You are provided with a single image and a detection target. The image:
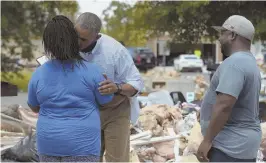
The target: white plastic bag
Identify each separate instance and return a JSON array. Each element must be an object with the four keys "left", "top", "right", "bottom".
[{"left": 148, "top": 90, "right": 174, "bottom": 106}]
